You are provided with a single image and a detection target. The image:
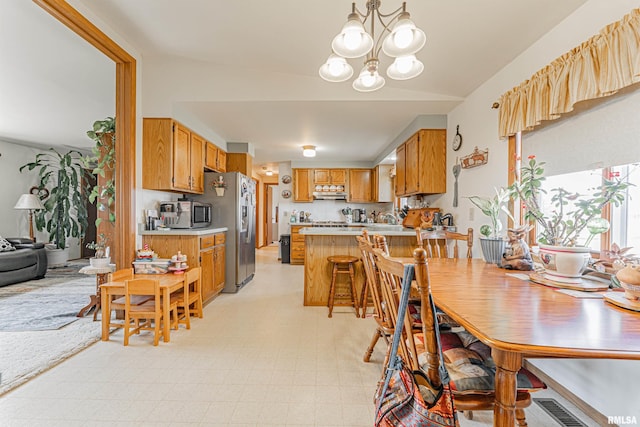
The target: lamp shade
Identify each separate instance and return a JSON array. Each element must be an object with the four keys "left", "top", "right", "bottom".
[
  {"left": 14, "top": 194, "right": 44, "bottom": 210},
  {"left": 319, "top": 54, "right": 354, "bottom": 82},
  {"left": 331, "top": 13, "right": 374, "bottom": 58},
  {"left": 352, "top": 67, "right": 385, "bottom": 92},
  {"left": 387, "top": 55, "right": 424, "bottom": 80},
  {"left": 381, "top": 13, "right": 426, "bottom": 57}
]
